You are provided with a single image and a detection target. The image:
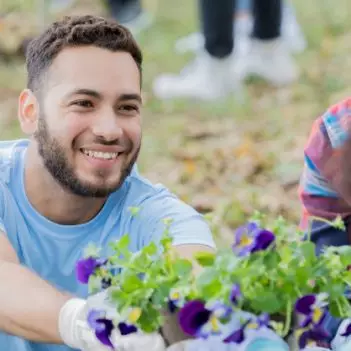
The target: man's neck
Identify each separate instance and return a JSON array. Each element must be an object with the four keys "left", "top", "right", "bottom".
[{"left": 23, "top": 148, "right": 106, "bottom": 225}]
